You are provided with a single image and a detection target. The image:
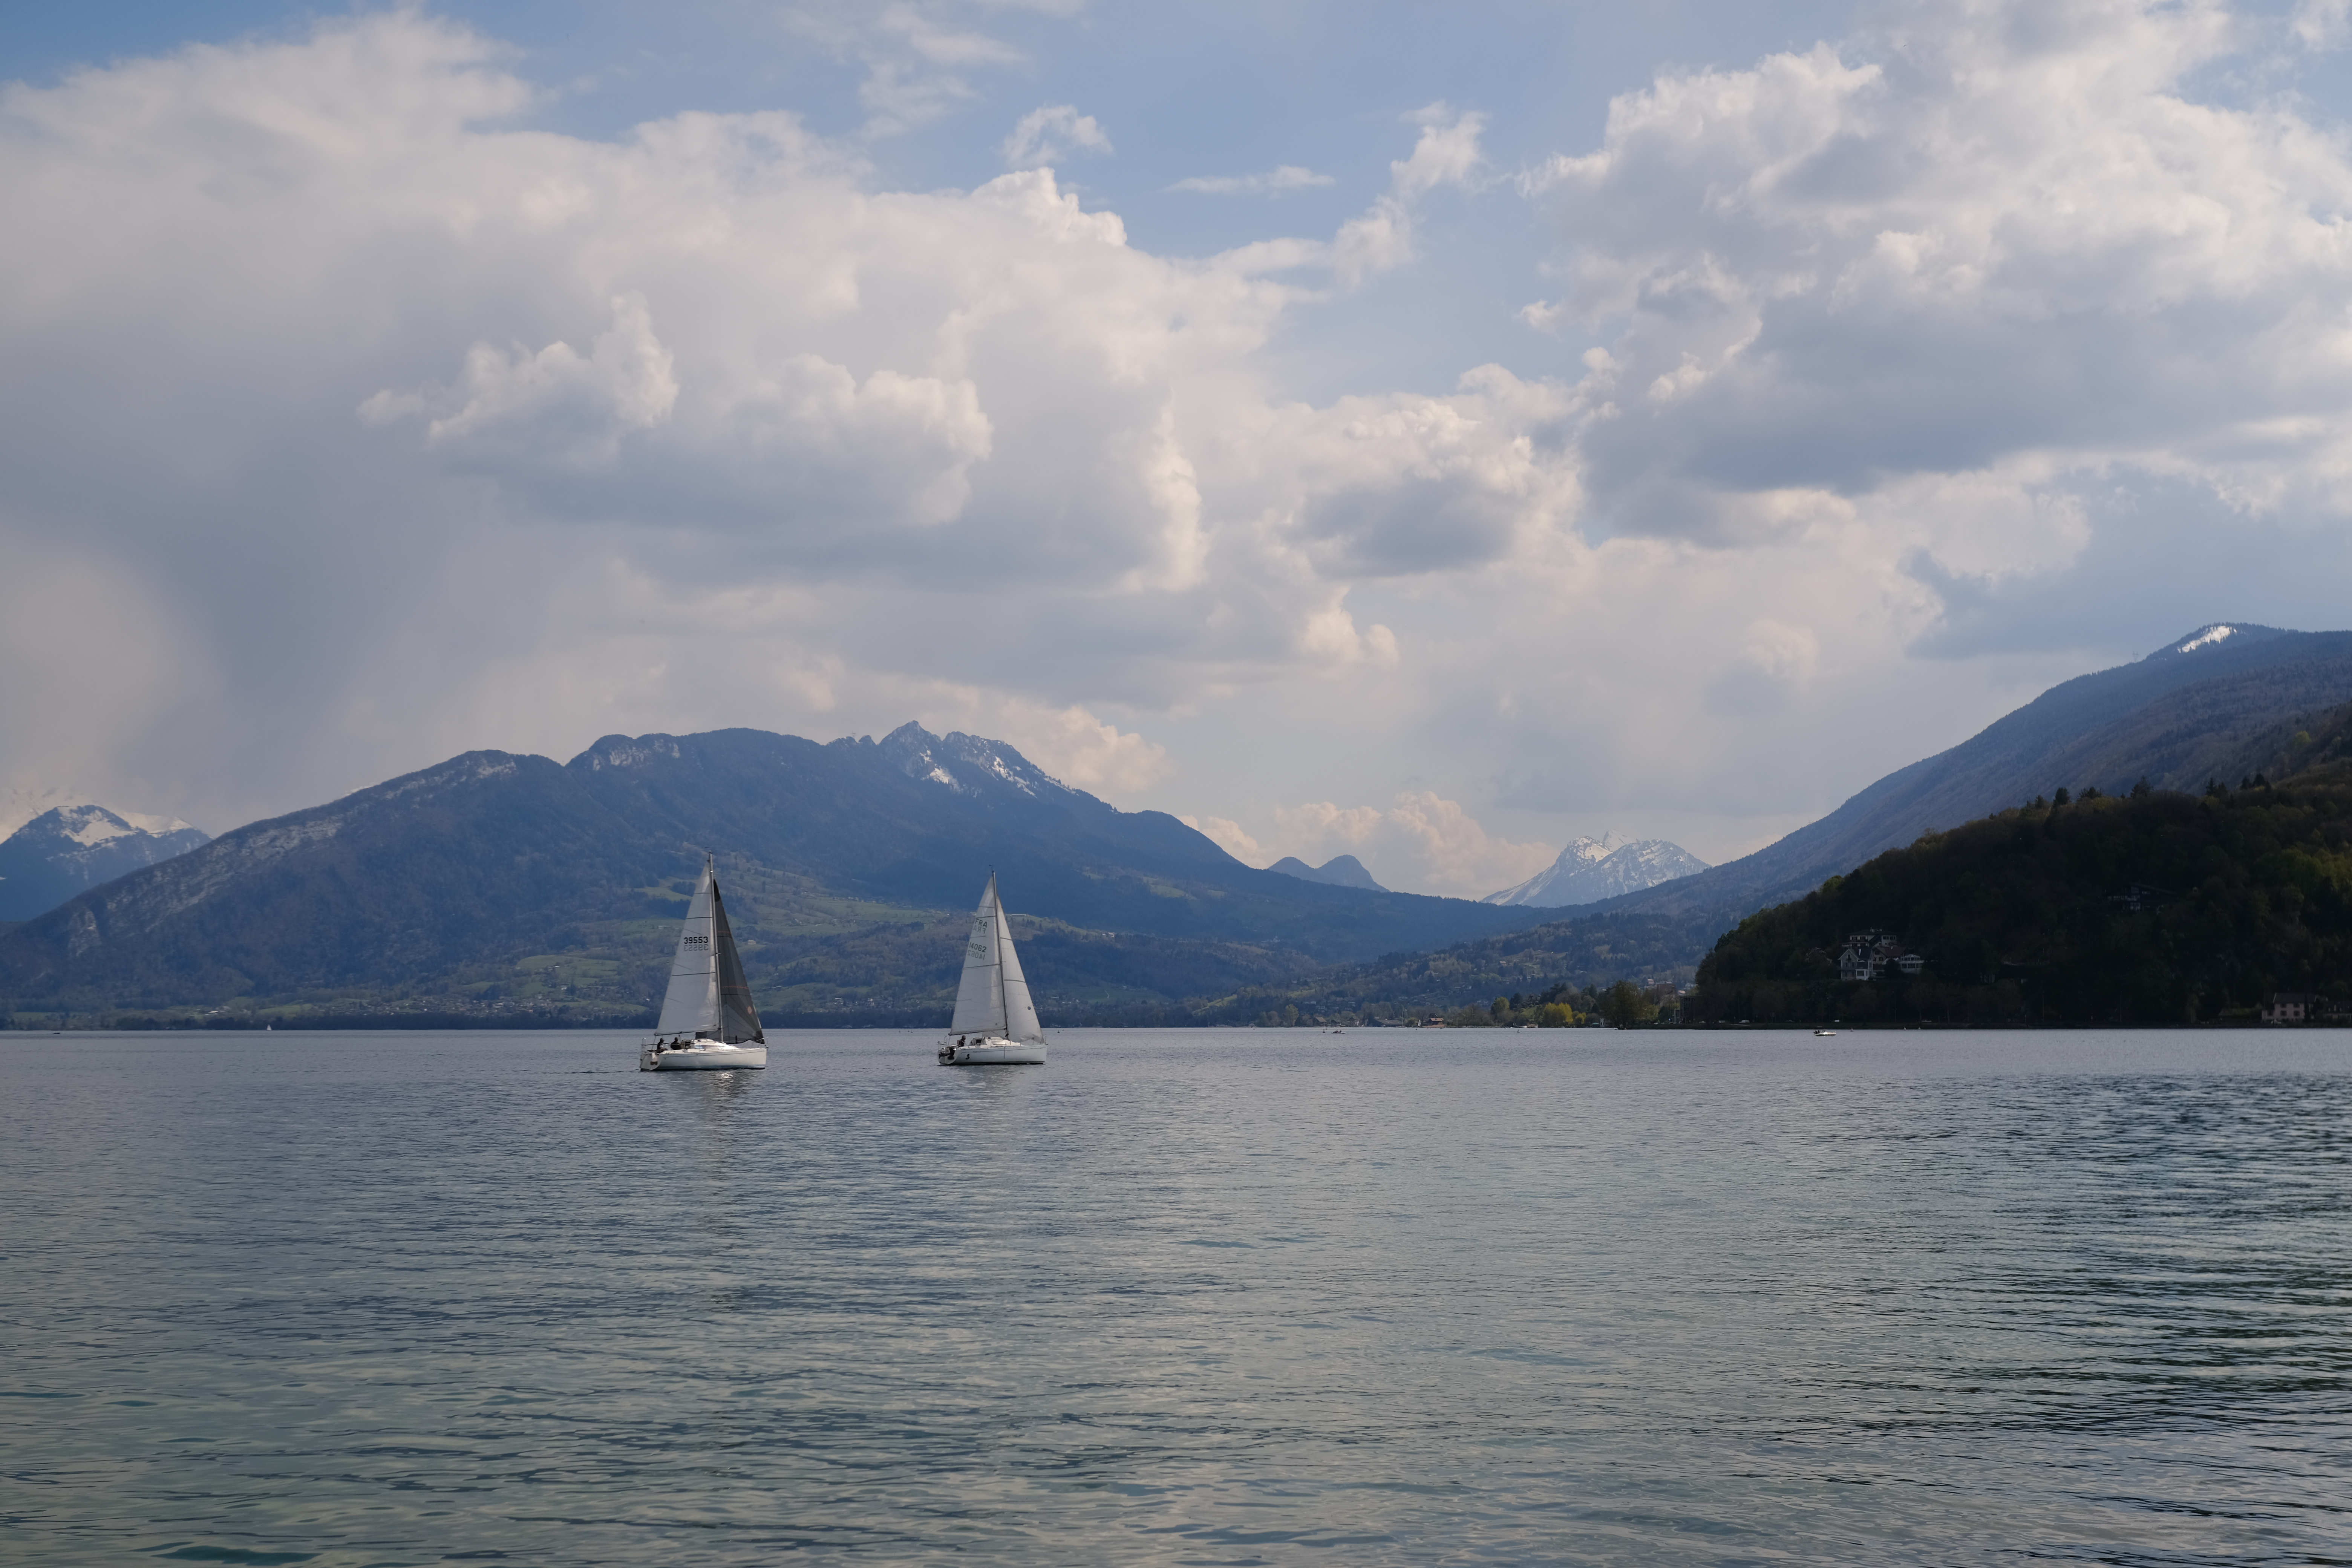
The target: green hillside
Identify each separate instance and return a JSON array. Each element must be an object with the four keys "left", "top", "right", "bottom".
[{"left": 1691, "top": 764, "right": 2352, "bottom": 1026}]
